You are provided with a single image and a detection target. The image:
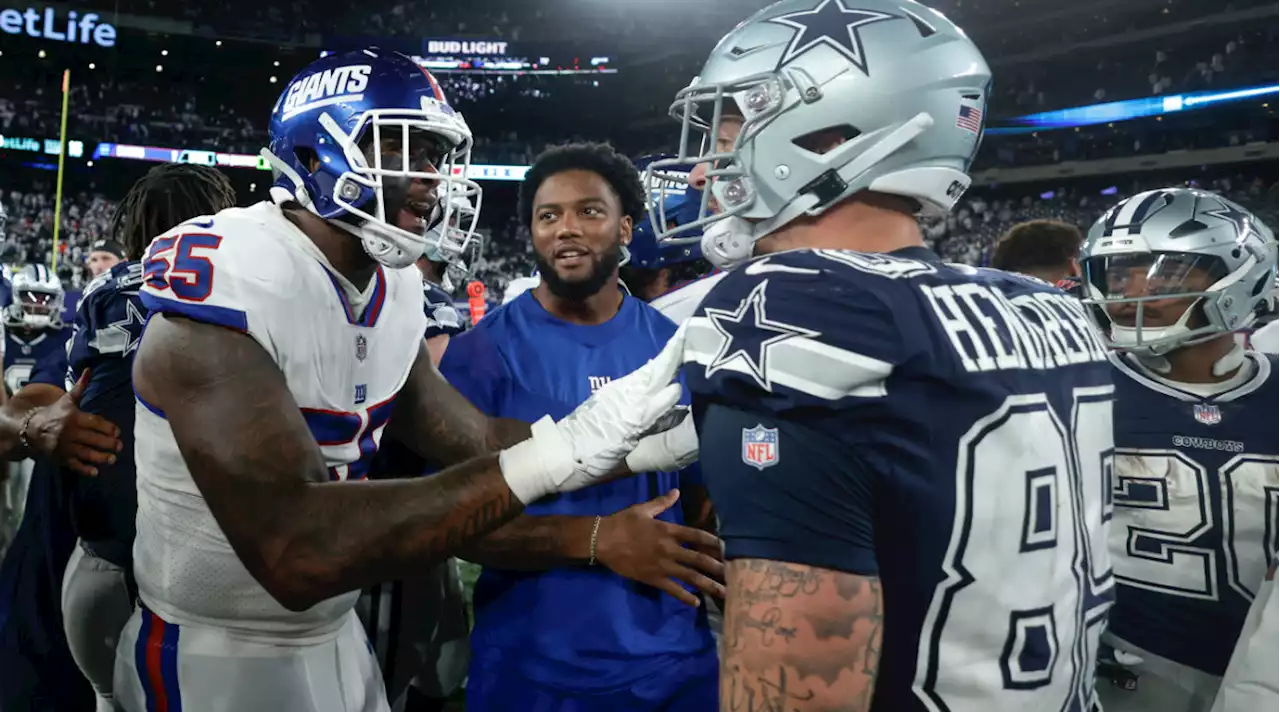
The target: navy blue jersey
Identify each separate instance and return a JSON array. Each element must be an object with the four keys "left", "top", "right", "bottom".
[
  {"left": 0, "top": 458, "right": 94, "bottom": 710},
  {"left": 1107, "top": 352, "right": 1279, "bottom": 676},
  {"left": 685, "top": 247, "right": 1116, "bottom": 712},
  {"left": 422, "top": 280, "right": 465, "bottom": 340},
  {"left": 4, "top": 324, "right": 70, "bottom": 392},
  {"left": 438, "top": 290, "right": 714, "bottom": 696},
  {"left": 62, "top": 260, "right": 147, "bottom": 555}
]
